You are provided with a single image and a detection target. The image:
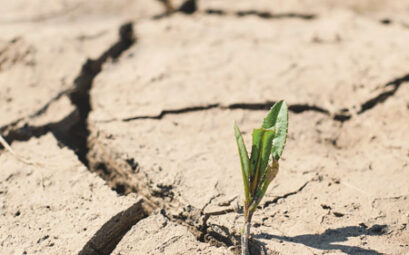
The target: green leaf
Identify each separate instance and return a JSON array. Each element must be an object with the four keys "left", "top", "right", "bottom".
[
  {"left": 249, "top": 128, "right": 264, "bottom": 179},
  {"left": 262, "top": 100, "right": 288, "bottom": 160},
  {"left": 259, "top": 129, "right": 275, "bottom": 182},
  {"left": 234, "top": 123, "right": 251, "bottom": 202},
  {"left": 249, "top": 128, "right": 275, "bottom": 196},
  {"left": 254, "top": 160, "right": 279, "bottom": 207}
]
